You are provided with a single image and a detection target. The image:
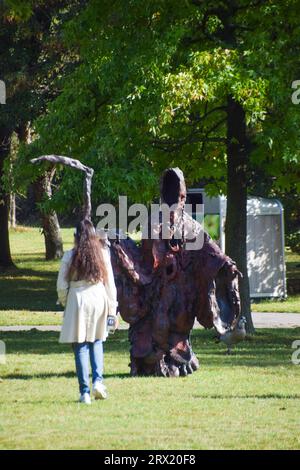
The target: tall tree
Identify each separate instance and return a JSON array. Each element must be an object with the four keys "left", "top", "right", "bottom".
[
  {"left": 226, "top": 97, "right": 252, "bottom": 330},
  {"left": 0, "top": 0, "right": 85, "bottom": 263}
]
